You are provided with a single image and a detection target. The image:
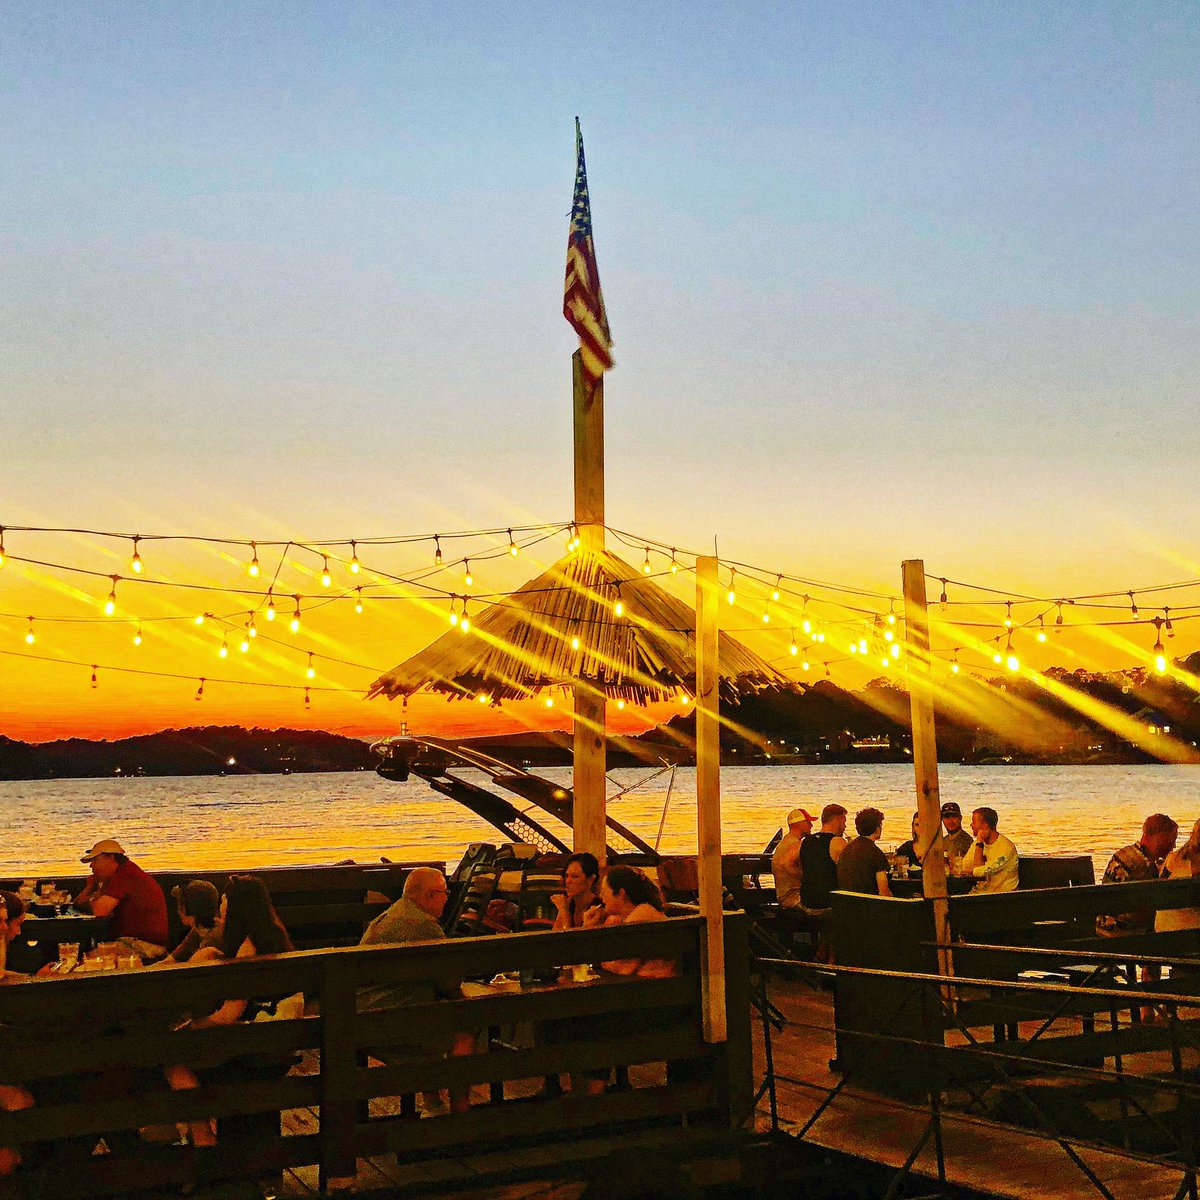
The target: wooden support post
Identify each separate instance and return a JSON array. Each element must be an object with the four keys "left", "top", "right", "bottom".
[
  {"left": 572, "top": 349, "right": 607, "bottom": 860},
  {"left": 901, "top": 559, "right": 952, "bottom": 976},
  {"left": 695, "top": 555, "right": 727, "bottom": 1043}
]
